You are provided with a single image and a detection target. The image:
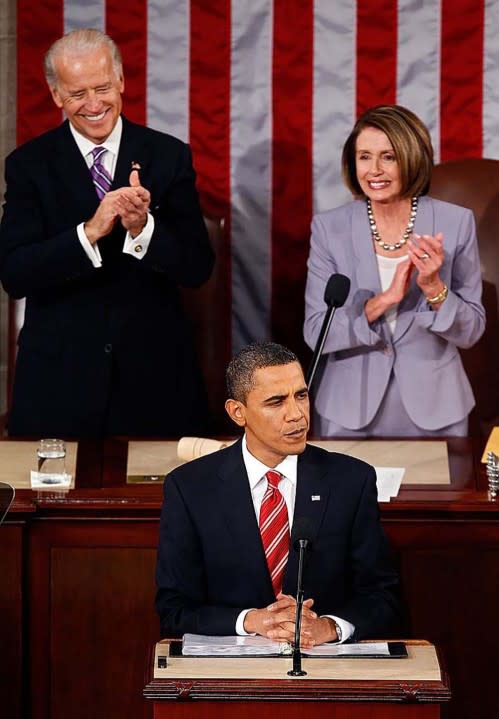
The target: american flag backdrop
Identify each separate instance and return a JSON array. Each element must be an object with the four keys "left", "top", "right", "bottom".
[{"left": 15, "top": 0, "right": 499, "bottom": 360}]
